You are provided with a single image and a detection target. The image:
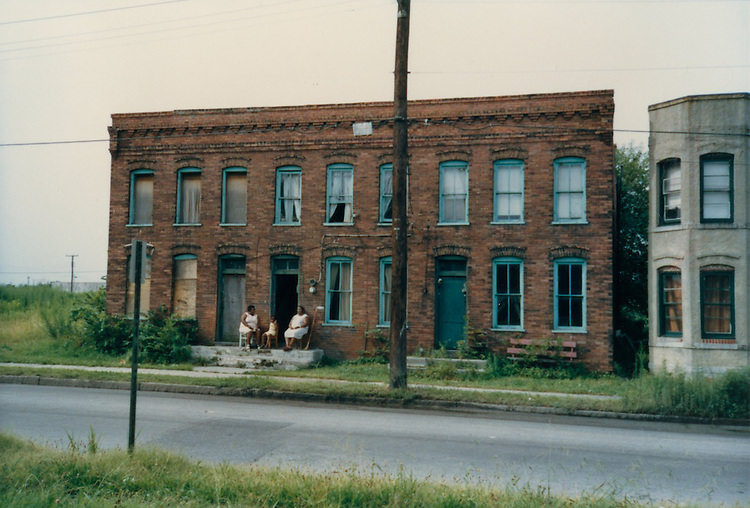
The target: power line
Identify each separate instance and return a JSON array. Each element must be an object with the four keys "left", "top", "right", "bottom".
[{"left": 0, "top": 0, "right": 188, "bottom": 26}]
